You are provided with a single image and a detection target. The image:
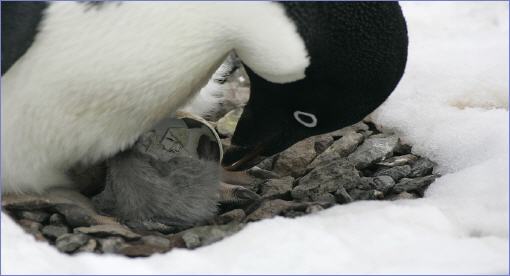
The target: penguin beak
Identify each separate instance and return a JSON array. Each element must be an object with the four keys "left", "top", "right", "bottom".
[{"left": 221, "top": 143, "right": 267, "bottom": 171}]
